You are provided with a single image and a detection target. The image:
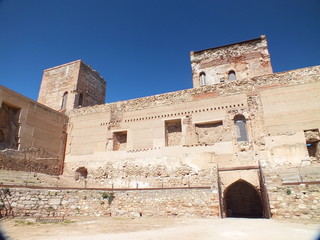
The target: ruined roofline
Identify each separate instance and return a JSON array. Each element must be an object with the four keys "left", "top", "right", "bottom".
[
  {"left": 43, "top": 59, "right": 82, "bottom": 71},
  {"left": 191, "top": 35, "right": 266, "bottom": 55},
  {"left": 43, "top": 60, "right": 106, "bottom": 83},
  {"left": 68, "top": 65, "right": 320, "bottom": 116}
]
